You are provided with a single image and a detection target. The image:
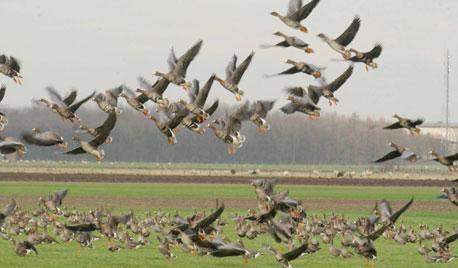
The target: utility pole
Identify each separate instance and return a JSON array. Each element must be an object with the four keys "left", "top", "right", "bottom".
[{"left": 445, "top": 48, "right": 450, "bottom": 153}]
